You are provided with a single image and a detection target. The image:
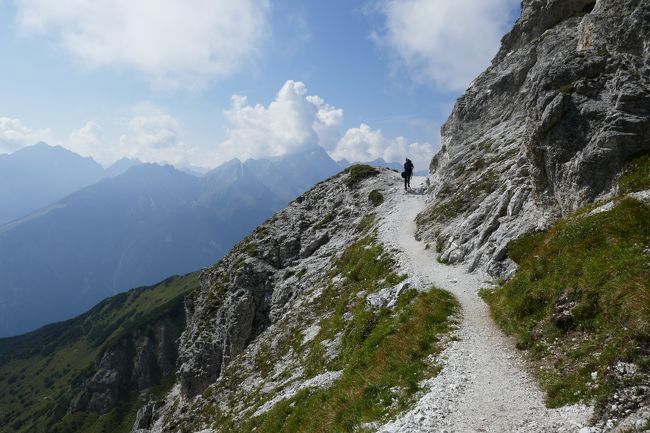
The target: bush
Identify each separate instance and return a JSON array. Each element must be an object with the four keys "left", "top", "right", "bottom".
[
  {"left": 344, "top": 165, "right": 379, "bottom": 188},
  {"left": 368, "top": 190, "right": 384, "bottom": 206}
]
